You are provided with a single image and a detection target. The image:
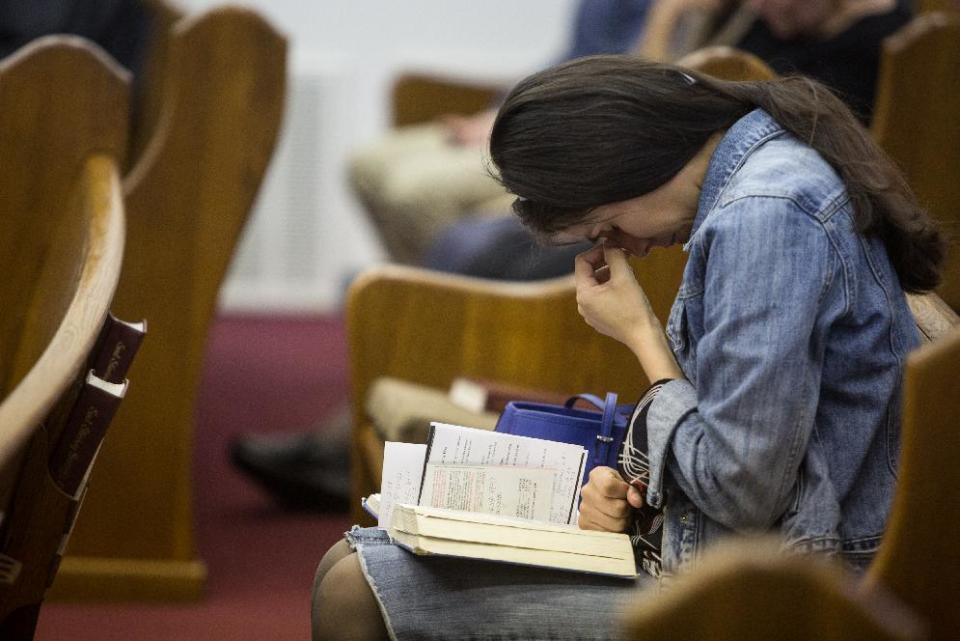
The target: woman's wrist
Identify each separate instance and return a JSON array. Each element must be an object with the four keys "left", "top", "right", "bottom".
[{"left": 628, "top": 324, "right": 684, "bottom": 382}]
